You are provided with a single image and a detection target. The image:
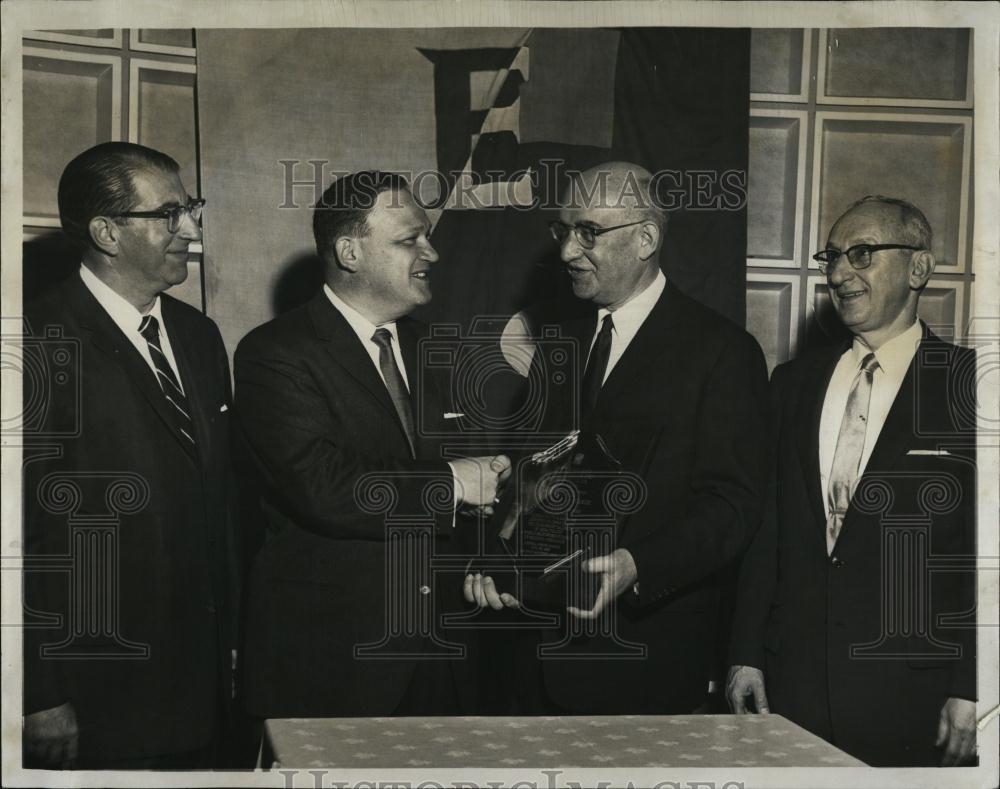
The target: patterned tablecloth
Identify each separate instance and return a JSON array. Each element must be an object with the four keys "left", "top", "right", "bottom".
[{"left": 264, "top": 714, "right": 865, "bottom": 768}]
